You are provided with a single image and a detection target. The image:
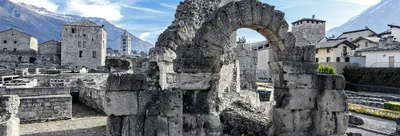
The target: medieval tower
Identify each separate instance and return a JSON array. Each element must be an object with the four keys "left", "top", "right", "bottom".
[
  {"left": 61, "top": 20, "right": 107, "bottom": 69},
  {"left": 292, "top": 15, "right": 326, "bottom": 45},
  {"left": 120, "top": 29, "right": 131, "bottom": 55}
]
